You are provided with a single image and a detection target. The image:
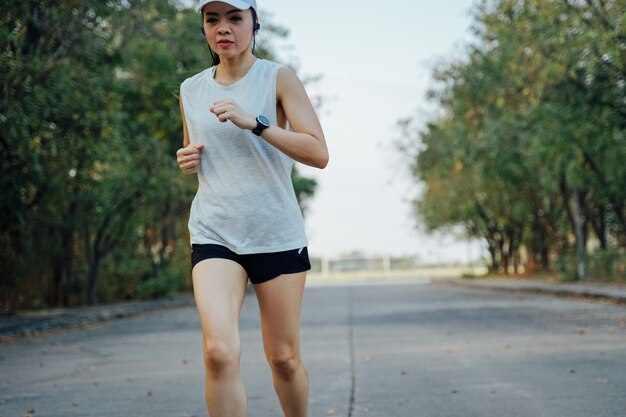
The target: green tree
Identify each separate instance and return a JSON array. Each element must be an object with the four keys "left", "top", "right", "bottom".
[
  {"left": 1, "top": 0, "right": 320, "bottom": 310},
  {"left": 399, "top": 0, "right": 625, "bottom": 278},
  {"left": 1, "top": 0, "right": 125, "bottom": 308}
]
